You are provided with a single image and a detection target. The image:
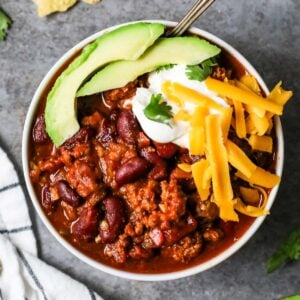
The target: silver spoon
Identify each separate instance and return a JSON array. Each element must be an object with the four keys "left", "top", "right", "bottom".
[{"left": 167, "top": 0, "right": 215, "bottom": 37}]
